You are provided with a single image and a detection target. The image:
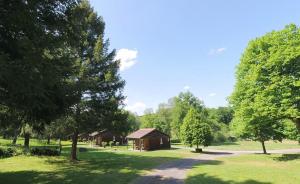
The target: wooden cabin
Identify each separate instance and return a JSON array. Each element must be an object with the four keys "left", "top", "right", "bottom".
[
  {"left": 127, "top": 128, "right": 170, "bottom": 151},
  {"left": 89, "top": 130, "right": 124, "bottom": 146},
  {"left": 78, "top": 133, "right": 90, "bottom": 142}
]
